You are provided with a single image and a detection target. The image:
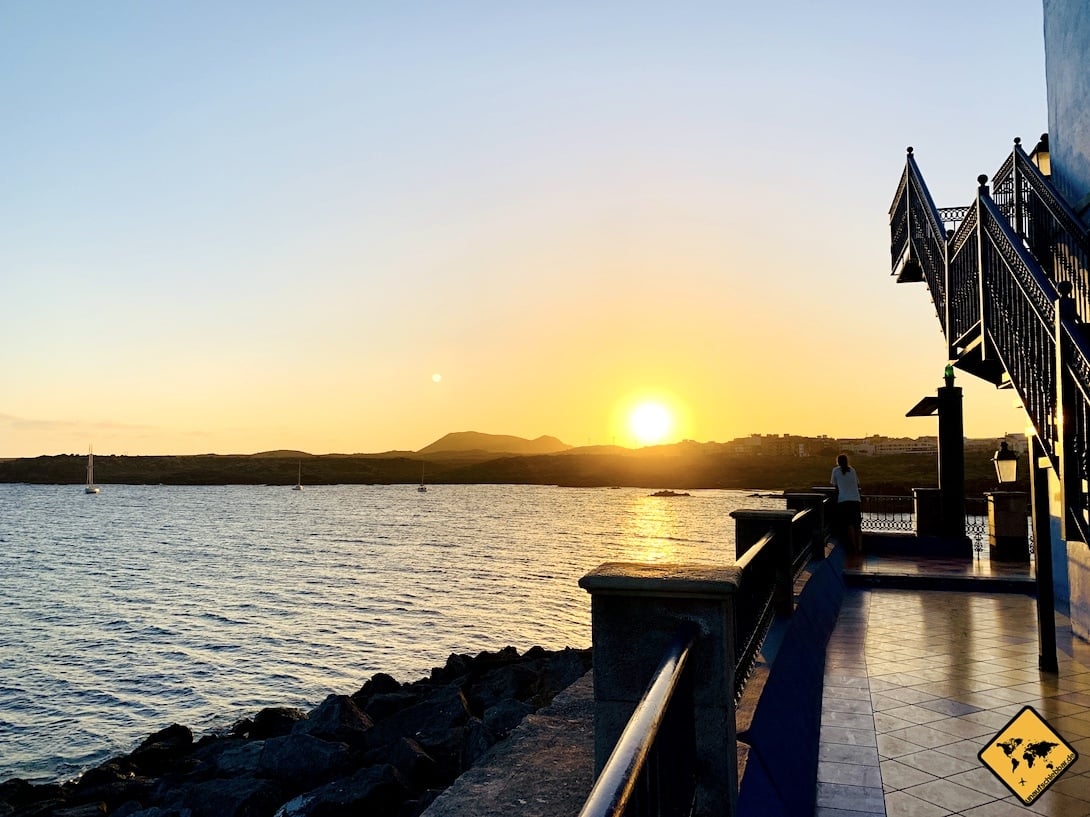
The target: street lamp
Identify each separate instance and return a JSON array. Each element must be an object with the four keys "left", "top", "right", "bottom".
[
  {"left": 1030, "top": 133, "right": 1051, "bottom": 177},
  {"left": 992, "top": 441, "right": 1018, "bottom": 484}
]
